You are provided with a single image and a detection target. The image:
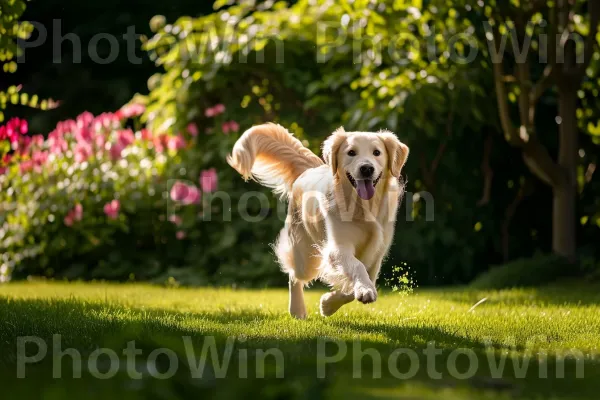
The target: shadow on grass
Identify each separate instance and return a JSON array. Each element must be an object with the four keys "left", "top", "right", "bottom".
[{"left": 0, "top": 296, "right": 598, "bottom": 399}]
